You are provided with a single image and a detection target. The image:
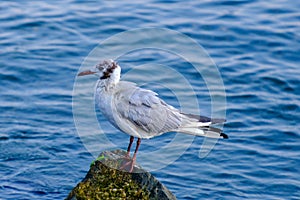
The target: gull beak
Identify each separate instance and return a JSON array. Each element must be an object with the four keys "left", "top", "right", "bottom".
[{"left": 78, "top": 70, "right": 96, "bottom": 76}]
